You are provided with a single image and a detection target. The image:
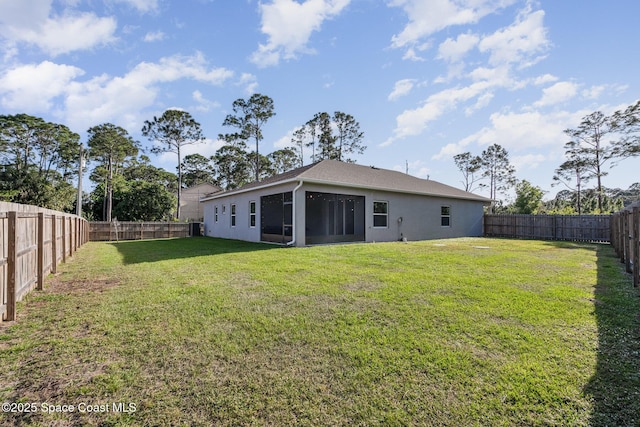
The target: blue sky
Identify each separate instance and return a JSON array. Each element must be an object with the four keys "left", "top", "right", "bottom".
[{"left": 0, "top": 0, "right": 638, "bottom": 201}]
